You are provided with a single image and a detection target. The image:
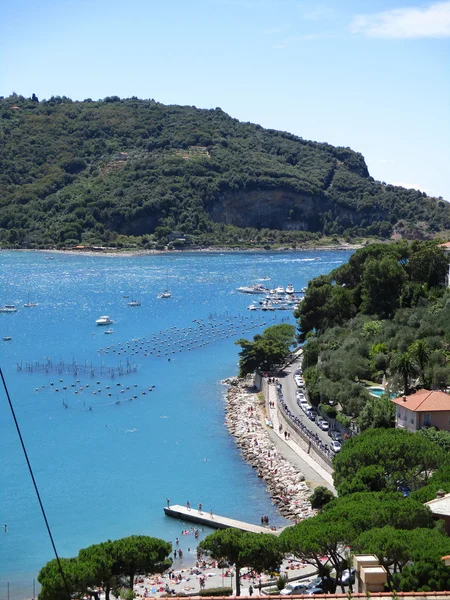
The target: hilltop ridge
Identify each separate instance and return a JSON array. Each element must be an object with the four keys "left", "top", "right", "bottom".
[{"left": 1, "top": 94, "right": 449, "bottom": 249}]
